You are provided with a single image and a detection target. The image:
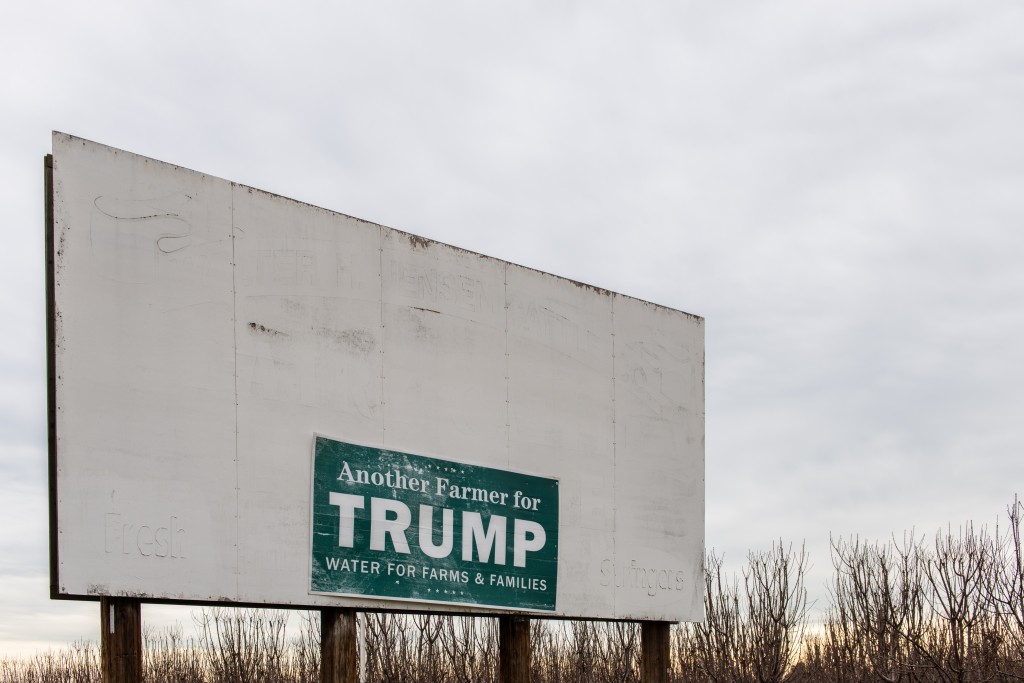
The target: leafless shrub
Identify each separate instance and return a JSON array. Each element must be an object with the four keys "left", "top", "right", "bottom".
[
  {"left": 291, "top": 611, "right": 320, "bottom": 683},
  {"left": 600, "top": 621, "right": 641, "bottom": 683},
  {"left": 193, "top": 608, "right": 289, "bottom": 683},
  {"left": 361, "top": 613, "right": 498, "bottom": 683},
  {"left": 671, "top": 620, "right": 707, "bottom": 683},
  {"left": 828, "top": 533, "right": 926, "bottom": 683},
  {"left": 690, "top": 542, "right": 810, "bottom": 683},
  {"left": 689, "top": 551, "right": 745, "bottom": 683},
  {"left": 438, "top": 615, "right": 497, "bottom": 683},
  {"left": 989, "top": 496, "right": 1024, "bottom": 674},
  {"left": 744, "top": 541, "right": 810, "bottom": 683},
  {"left": 143, "top": 624, "right": 204, "bottom": 683},
  {"left": 916, "top": 523, "right": 999, "bottom": 683},
  {"left": 826, "top": 510, "right": 1024, "bottom": 683},
  {"left": 0, "top": 642, "right": 98, "bottom": 683},
  {"left": 531, "top": 619, "right": 566, "bottom": 683}
]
